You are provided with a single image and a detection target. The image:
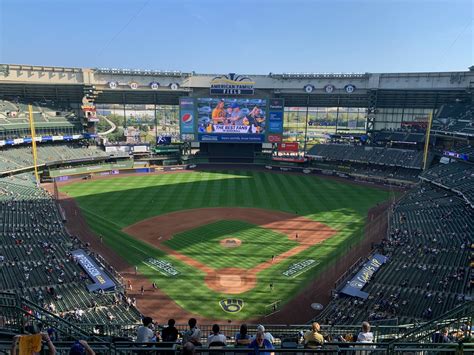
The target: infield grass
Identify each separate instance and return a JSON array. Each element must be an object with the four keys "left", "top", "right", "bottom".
[
  {"left": 165, "top": 220, "right": 299, "bottom": 269},
  {"left": 60, "top": 170, "right": 393, "bottom": 320}
]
